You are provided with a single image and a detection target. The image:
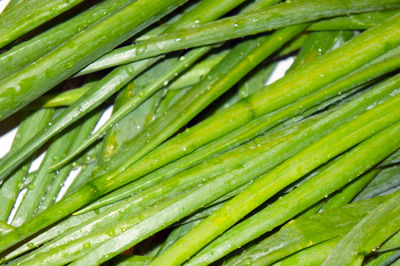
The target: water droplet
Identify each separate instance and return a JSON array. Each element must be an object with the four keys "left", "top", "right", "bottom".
[
  {"left": 182, "top": 147, "right": 187, "bottom": 151},
  {"left": 194, "top": 19, "right": 200, "bottom": 24},
  {"left": 83, "top": 242, "right": 91, "bottom": 249},
  {"left": 176, "top": 38, "right": 182, "bottom": 42},
  {"left": 66, "top": 61, "right": 73, "bottom": 69},
  {"left": 136, "top": 46, "right": 146, "bottom": 55},
  {"left": 106, "top": 230, "right": 115, "bottom": 237}
]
